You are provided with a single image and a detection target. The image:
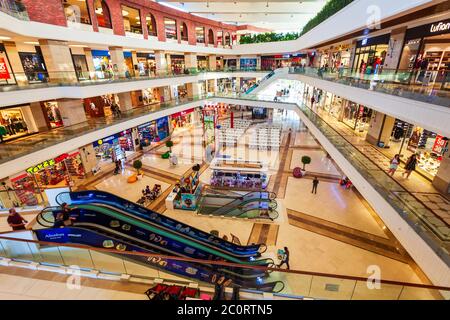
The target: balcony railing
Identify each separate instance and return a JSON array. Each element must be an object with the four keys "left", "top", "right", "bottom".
[
  {"left": 0, "top": 0, "right": 28, "bottom": 20},
  {"left": 0, "top": 234, "right": 449, "bottom": 299},
  {"left": 0, "top": 69, "right": 270, "bottom": 93},
  {"left": 289, "top": 67, "right": 450, "bottom": 107}
]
